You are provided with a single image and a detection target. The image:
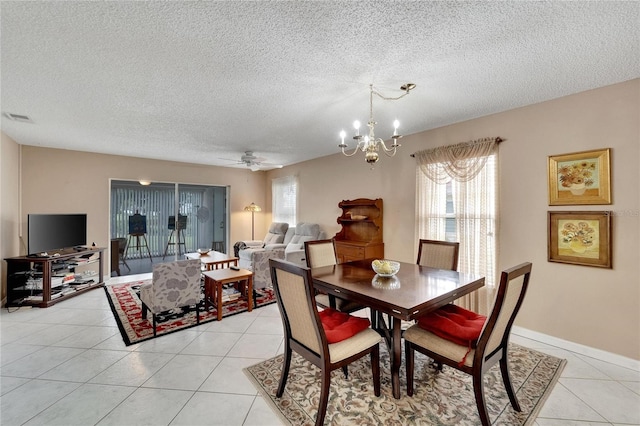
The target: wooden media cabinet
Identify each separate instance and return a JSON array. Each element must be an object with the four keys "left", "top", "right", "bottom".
[{"left": 5, "top": 247, "right": 105, "bottom": 308}]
